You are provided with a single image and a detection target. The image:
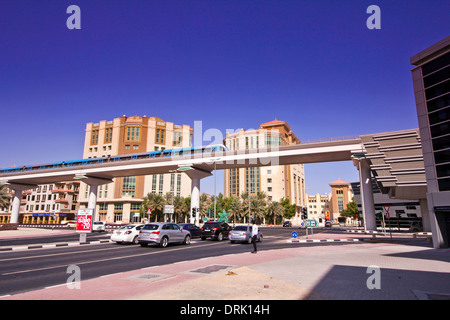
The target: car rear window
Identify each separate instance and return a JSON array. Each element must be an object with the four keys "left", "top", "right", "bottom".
[
  {"left": 233, "top": 226, "right": 248, "bottom": 231},
  {"left": 142, "top": 224, "right": 159, "bottom": 230},
  {"left": 203, "top": 222, "right": 219, "bottom": 227}
]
